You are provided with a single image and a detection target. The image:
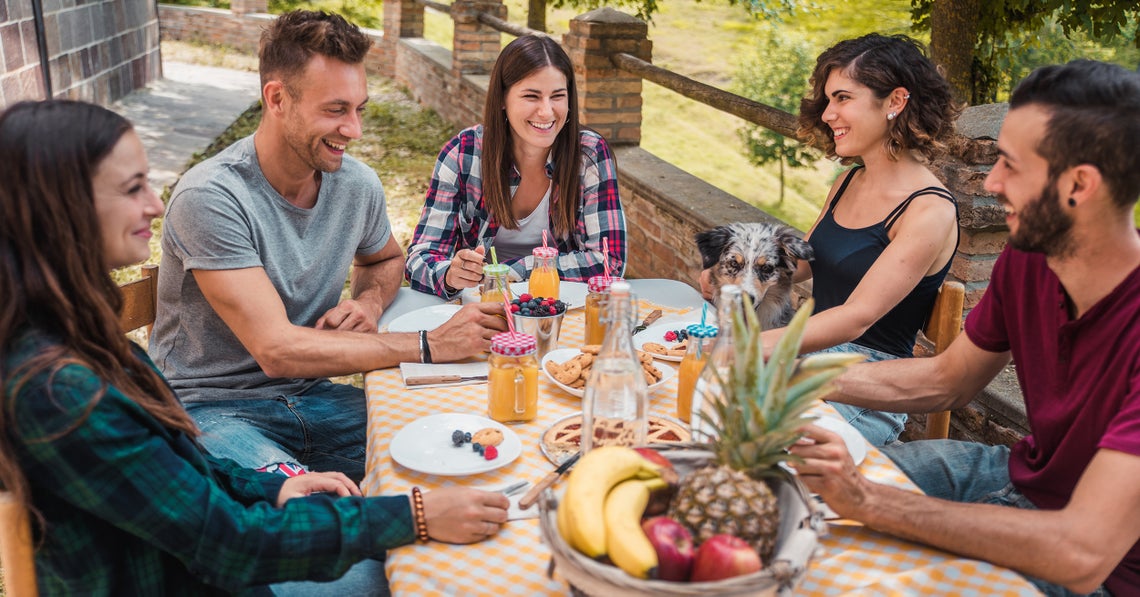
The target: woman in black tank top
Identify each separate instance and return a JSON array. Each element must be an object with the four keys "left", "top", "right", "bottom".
[{"left": 767, "top": 34, "right": 962, "bottom": 446}]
